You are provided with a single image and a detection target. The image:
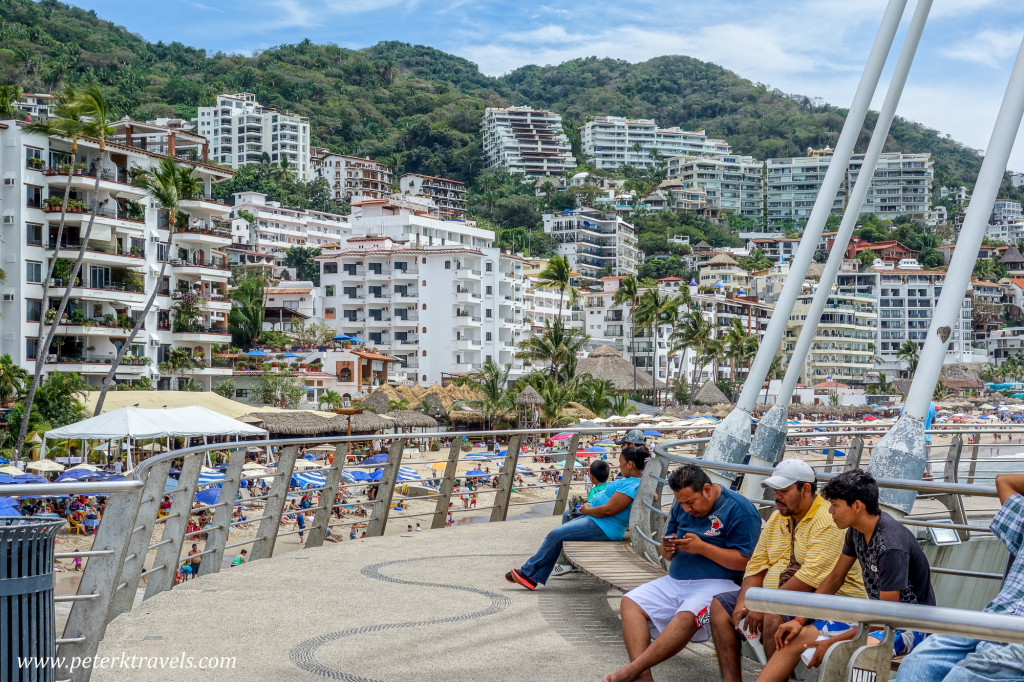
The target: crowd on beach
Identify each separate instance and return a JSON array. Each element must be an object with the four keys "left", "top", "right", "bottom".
[{"left": 506, "top": 429, "right": 1024, "bottom": 682}]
